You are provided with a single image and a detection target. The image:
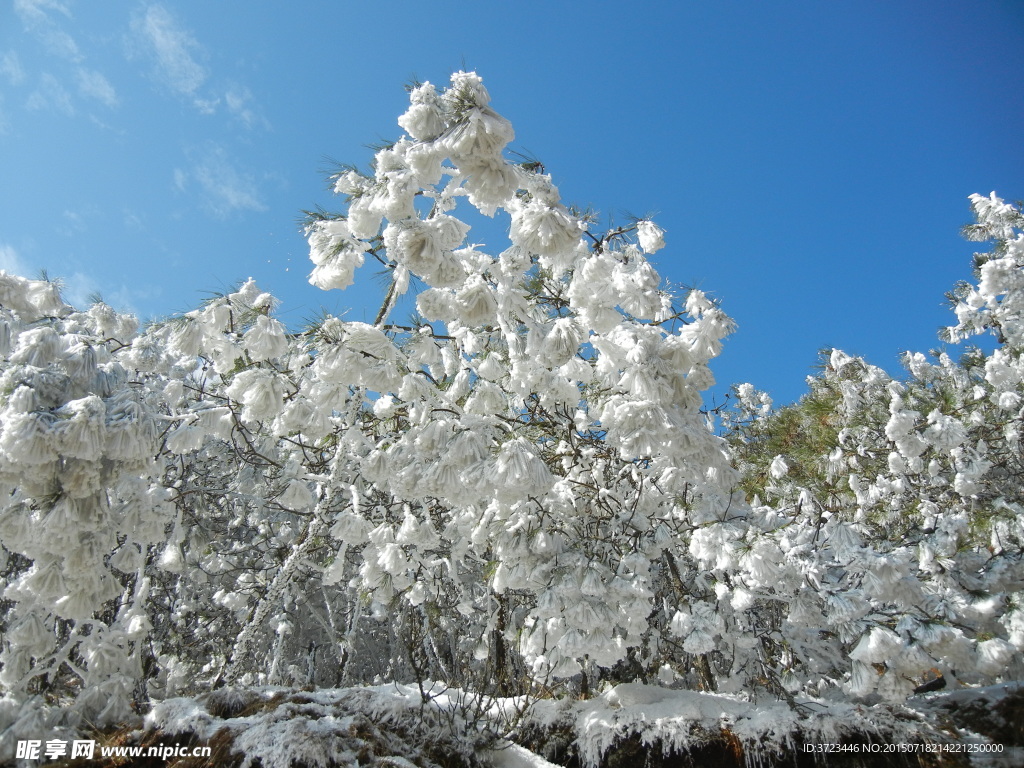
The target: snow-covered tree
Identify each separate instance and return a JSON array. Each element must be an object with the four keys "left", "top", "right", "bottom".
[
  {"left": 0, "top": 72, "right": 745, "bottom": 746},
  {"left": 0, "top": 277, "right": 165, "bottom": 732},
  {"left": 293, "top": 72, "right": 751, "bottom": 695},
  {"left": 0, "top": 71, "right": 1020, "bottom": 762},
  {"left": 724, "top": 193, "right": 1024, "bottom": 701}
]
